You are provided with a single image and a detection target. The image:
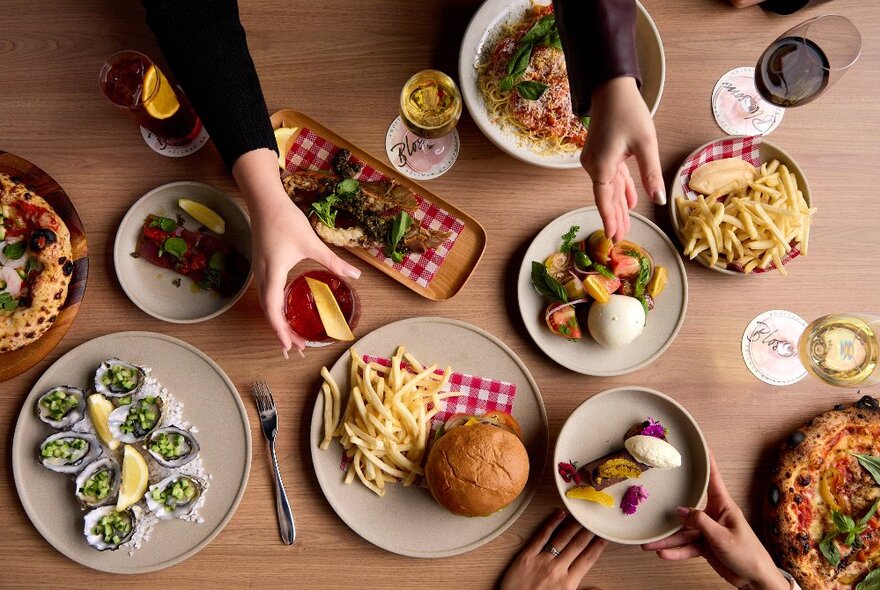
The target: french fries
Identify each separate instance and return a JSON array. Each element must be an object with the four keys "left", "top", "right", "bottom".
[
  {"left": 319, "top": 346, "right": 456, "bottom": 496},
  {"left": 676, "top": 158, "right": 815, "bottom": 275}
]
